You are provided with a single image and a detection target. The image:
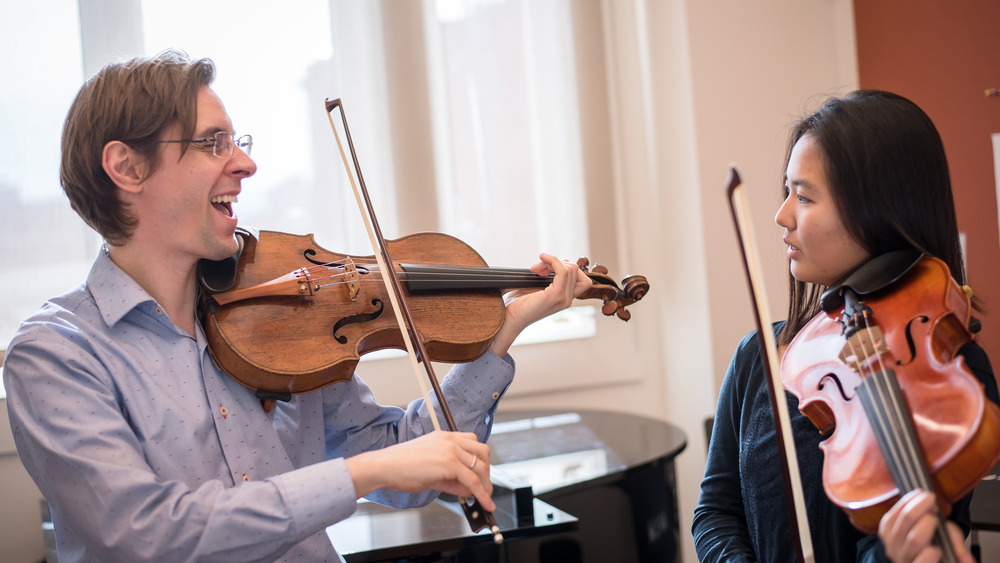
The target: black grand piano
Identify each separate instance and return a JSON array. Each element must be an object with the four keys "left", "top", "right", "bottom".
[{"left": 326, "top": 409, "right": 687, "bottom": 562}]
